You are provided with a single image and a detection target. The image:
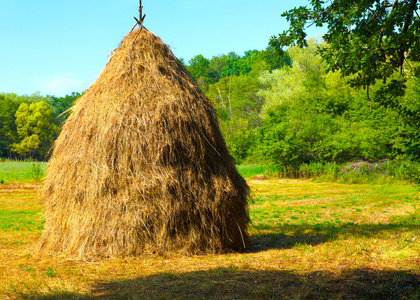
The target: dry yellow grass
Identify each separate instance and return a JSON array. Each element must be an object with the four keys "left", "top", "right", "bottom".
[
  {"left": 1, "top": 179, "right": 419, "bottom": 299},
  {"left": 38, "top": 28, "right": 250, "bottom": 259}
]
